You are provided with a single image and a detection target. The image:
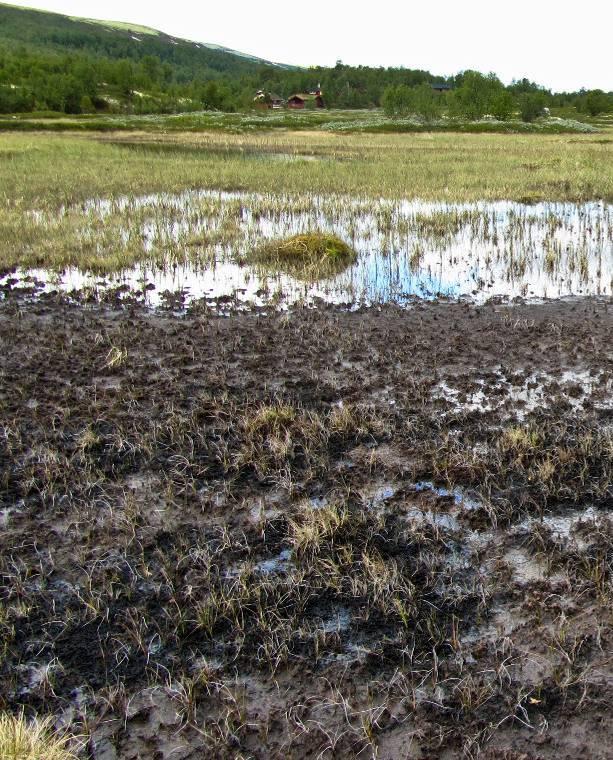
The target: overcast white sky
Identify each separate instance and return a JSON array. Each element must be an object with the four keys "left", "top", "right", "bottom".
[{"left": 9, "top": 0, "right": 613, "bottom": 92}]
